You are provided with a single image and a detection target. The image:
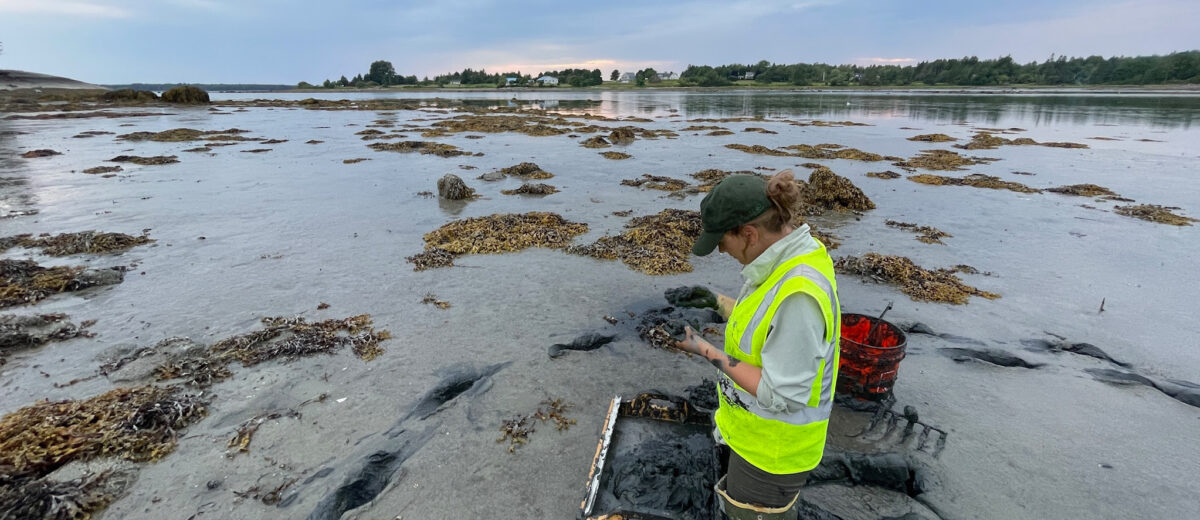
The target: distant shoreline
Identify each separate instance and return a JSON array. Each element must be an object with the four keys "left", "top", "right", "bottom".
[{"left": 275, "top": 84, "right": 1200, "bottom": 95}]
